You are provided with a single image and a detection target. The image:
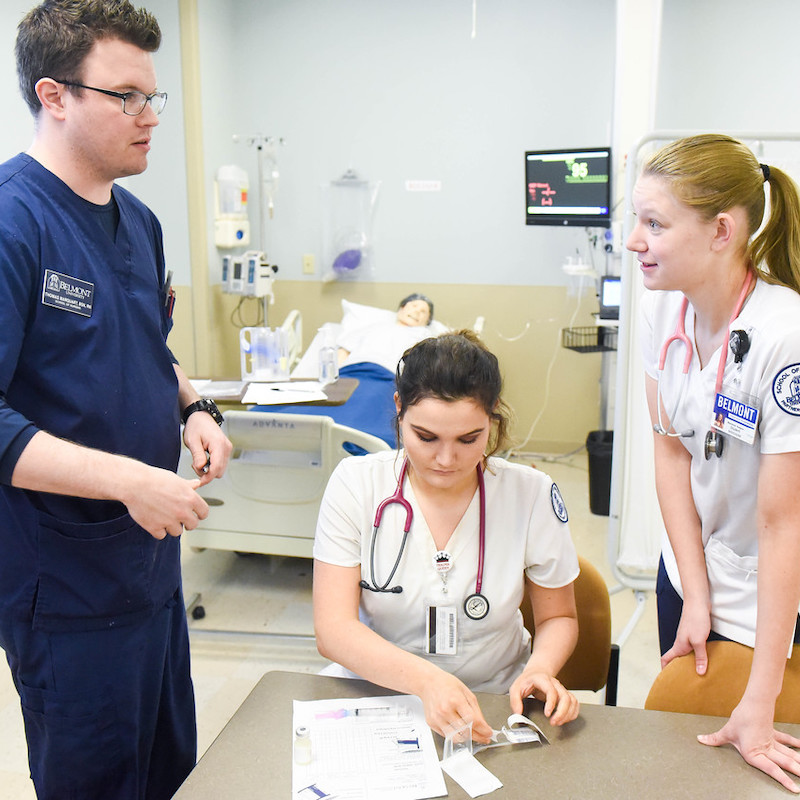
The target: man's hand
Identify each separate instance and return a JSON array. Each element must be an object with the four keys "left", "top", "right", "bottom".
[
  {"left": 182, "top": 409, "right": 232, "bottom": 485},
  {"left": 120, "top": 463, "right": 209, "bottom": 539}
]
